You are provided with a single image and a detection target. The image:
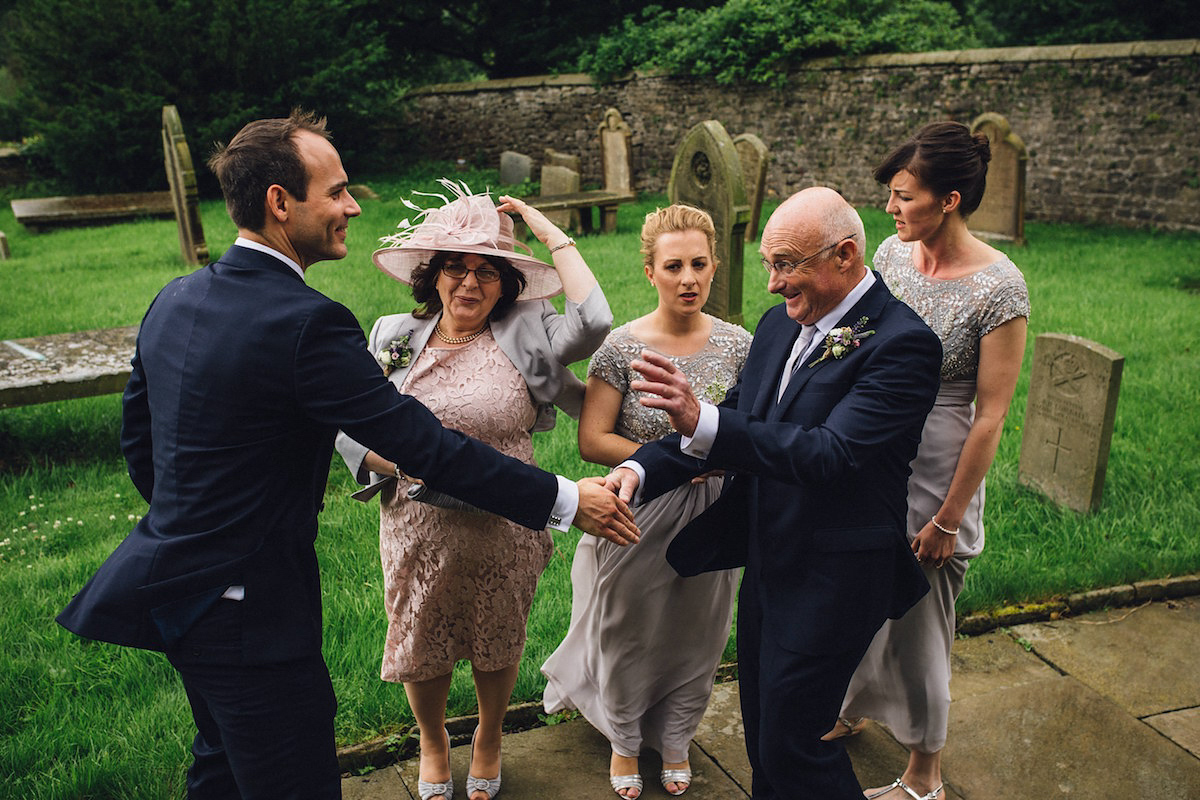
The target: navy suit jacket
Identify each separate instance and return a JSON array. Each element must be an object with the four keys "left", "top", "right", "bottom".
[
  {"left": 642, "top": 274, "right": 941, "bottom": 654},
  {"left": 57, "top": 245, "right": 558, "bottom": 662}
]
